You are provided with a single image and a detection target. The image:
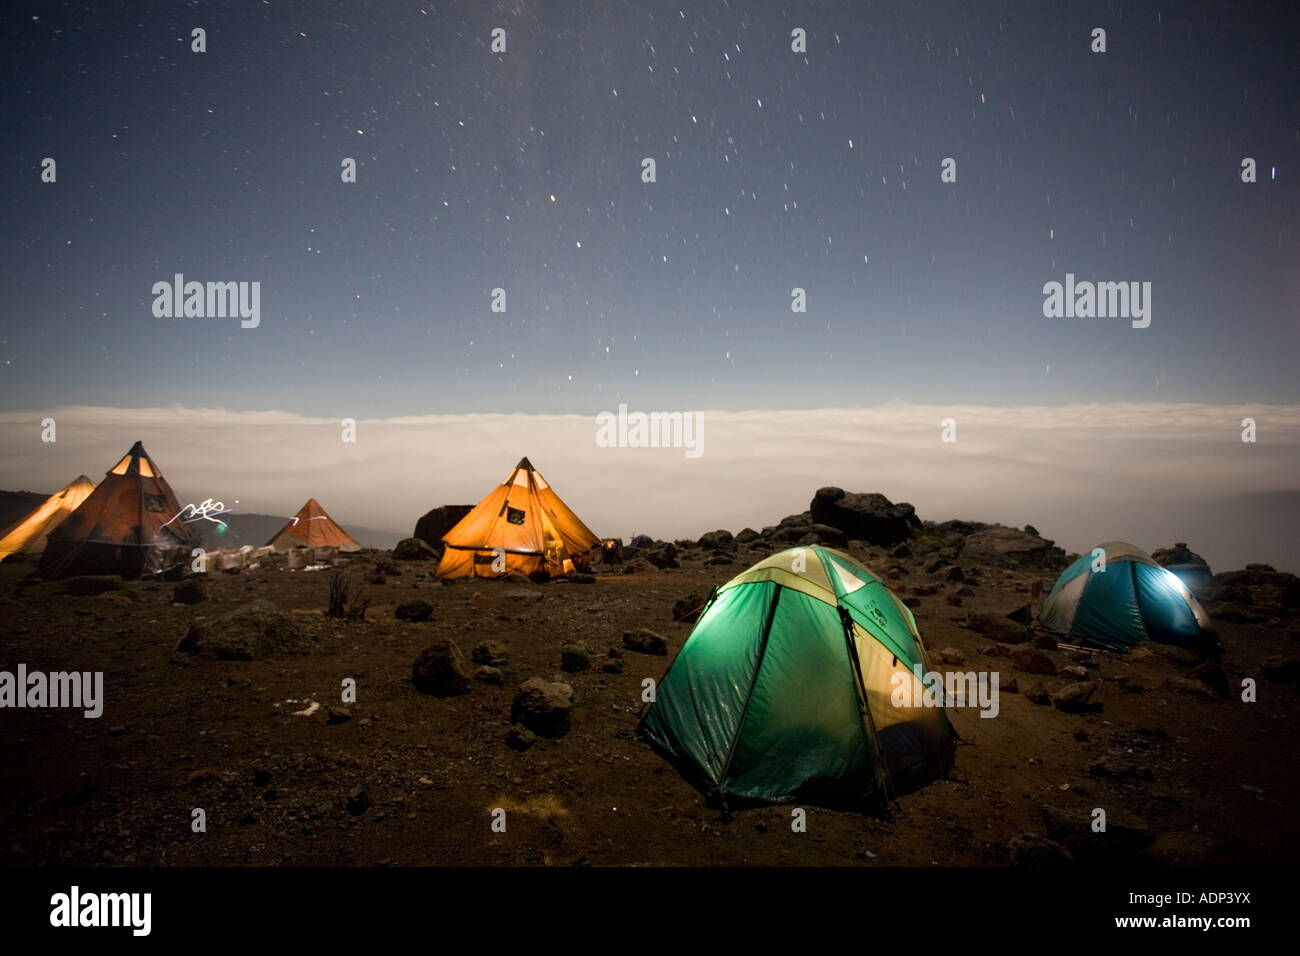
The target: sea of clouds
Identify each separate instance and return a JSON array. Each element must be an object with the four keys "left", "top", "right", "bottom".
[{"left": 1, "top": 401, "right": 1296, "bottom": 573}]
